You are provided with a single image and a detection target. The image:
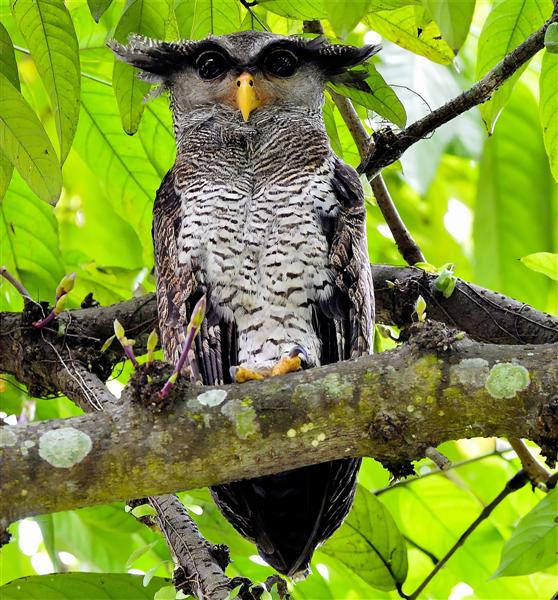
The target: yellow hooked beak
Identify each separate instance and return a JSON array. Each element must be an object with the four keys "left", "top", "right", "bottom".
[{"left": 235, "top": 72, "right": 260, "bottom": 122}]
